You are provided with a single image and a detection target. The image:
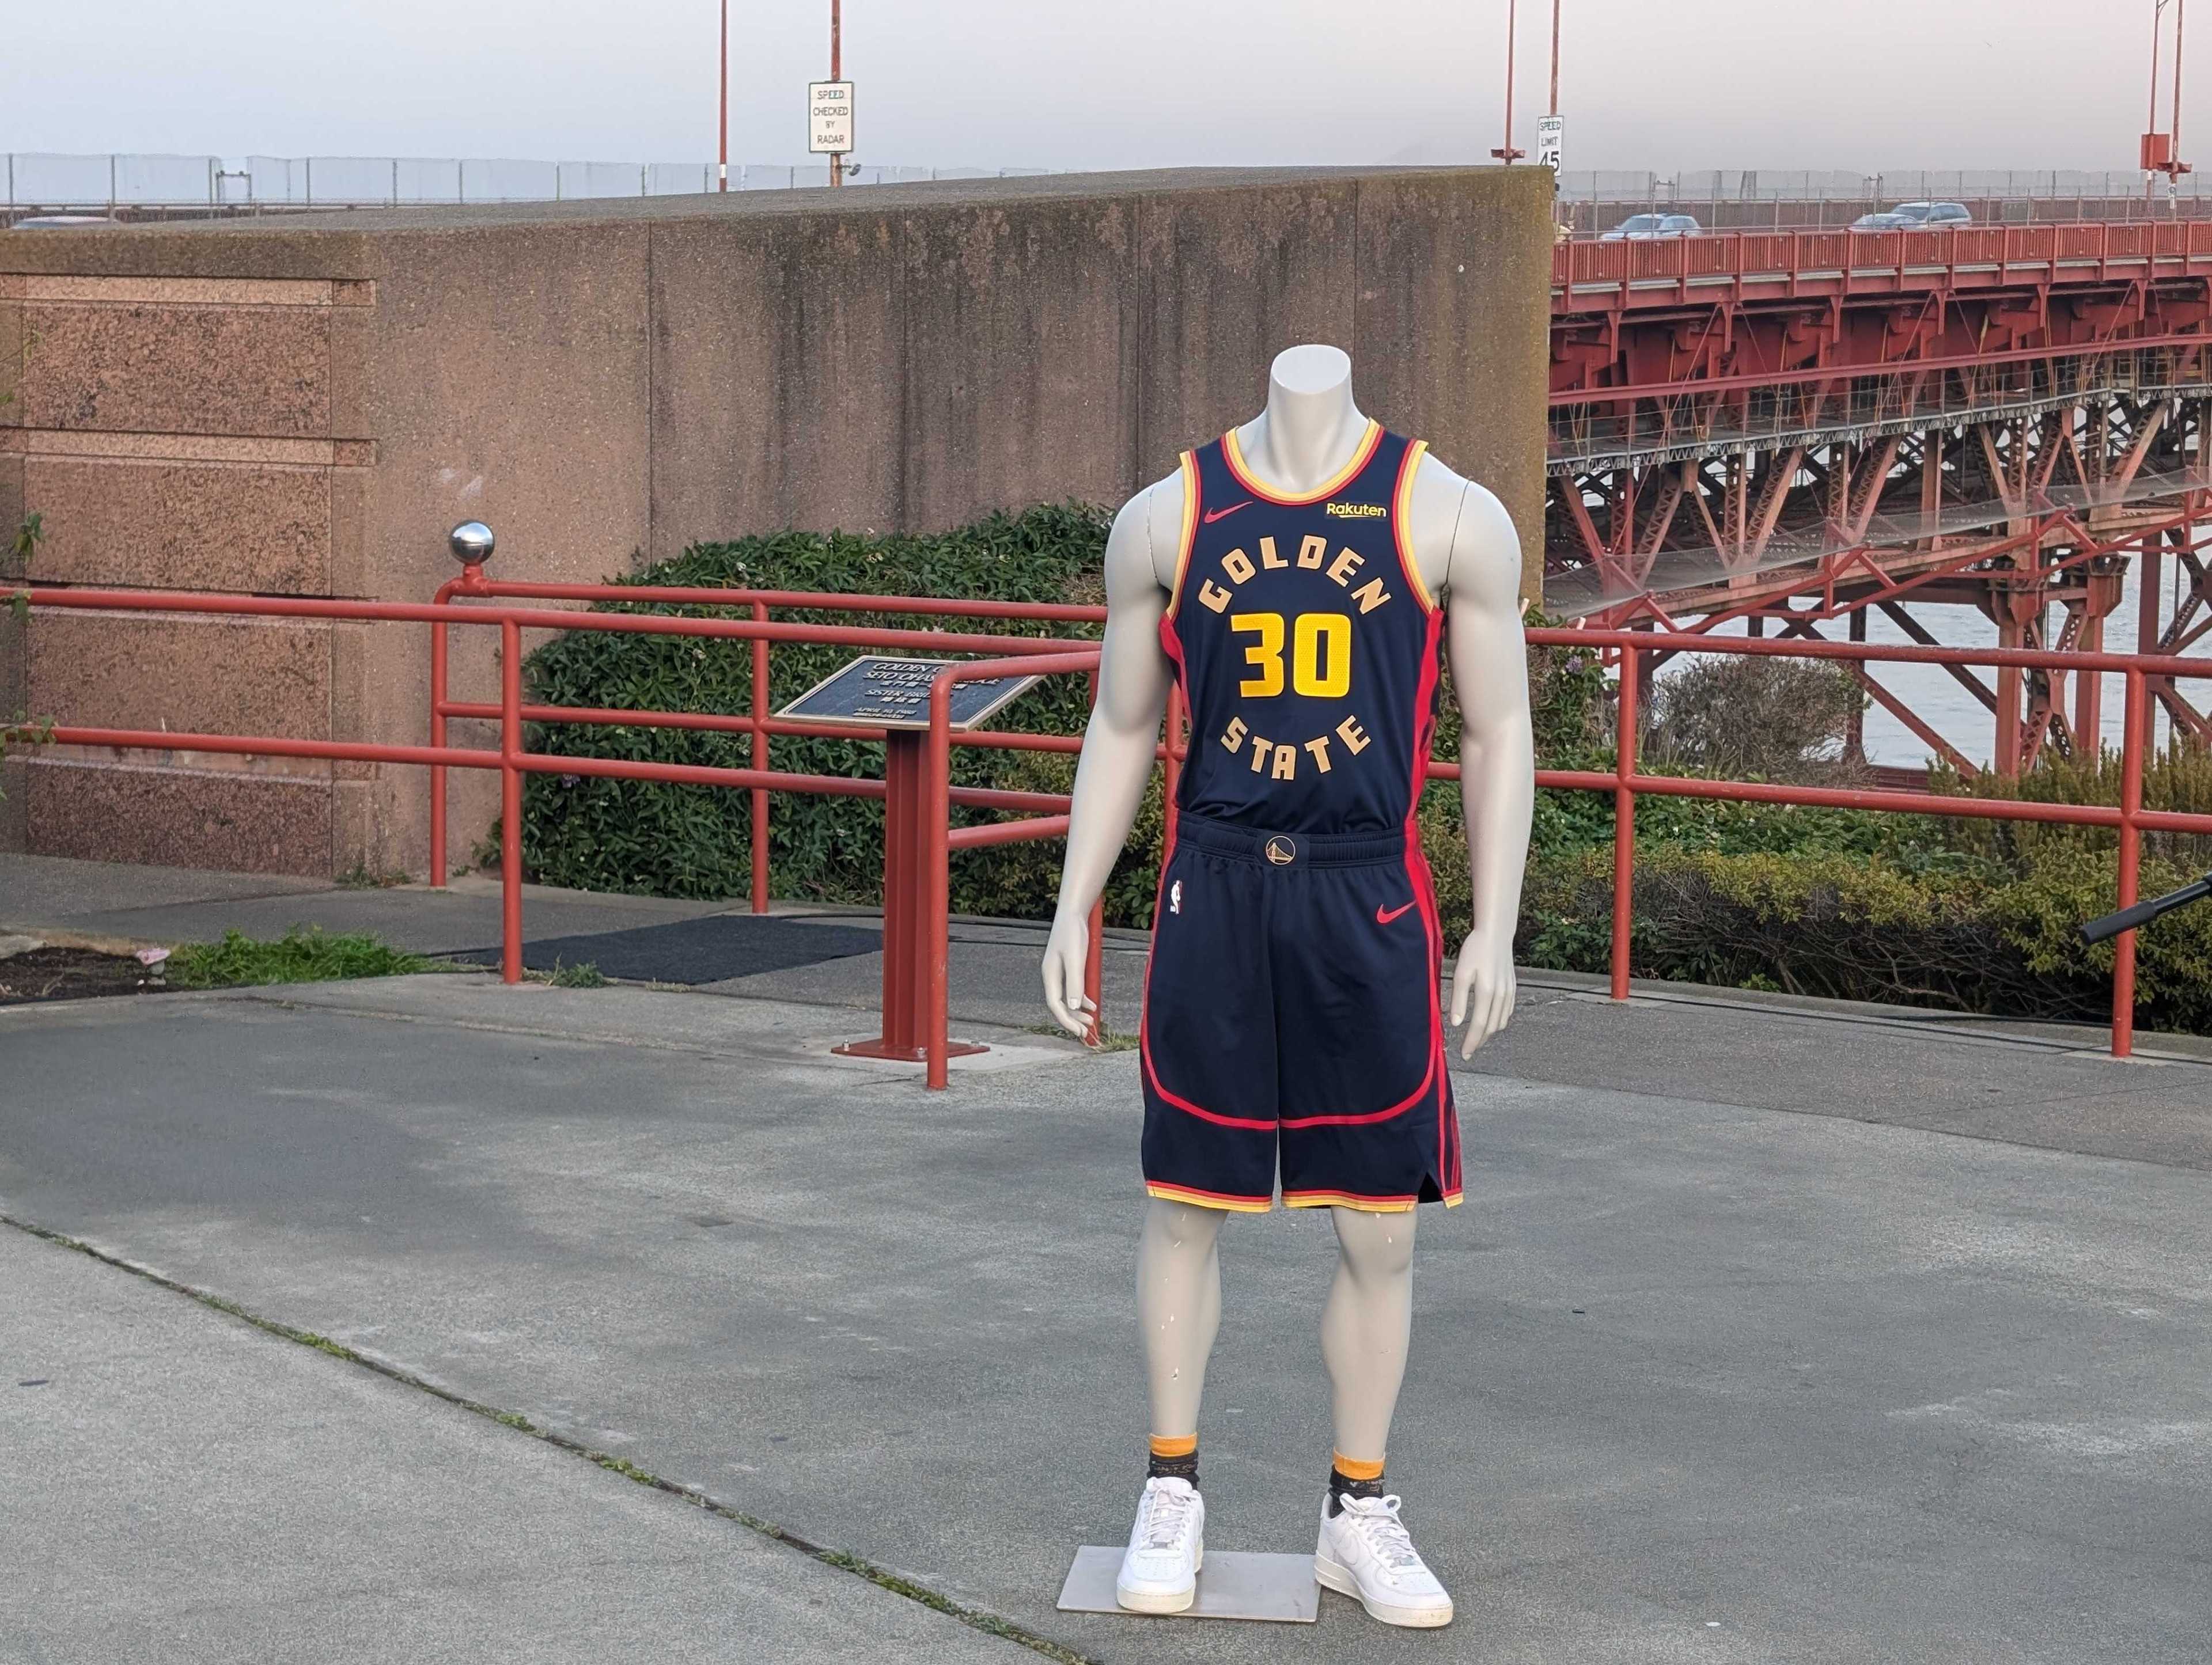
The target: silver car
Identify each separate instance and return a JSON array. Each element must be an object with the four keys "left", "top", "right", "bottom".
[{"left": 1600, "top": 212, "right": 1703, "bottom": 242}]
